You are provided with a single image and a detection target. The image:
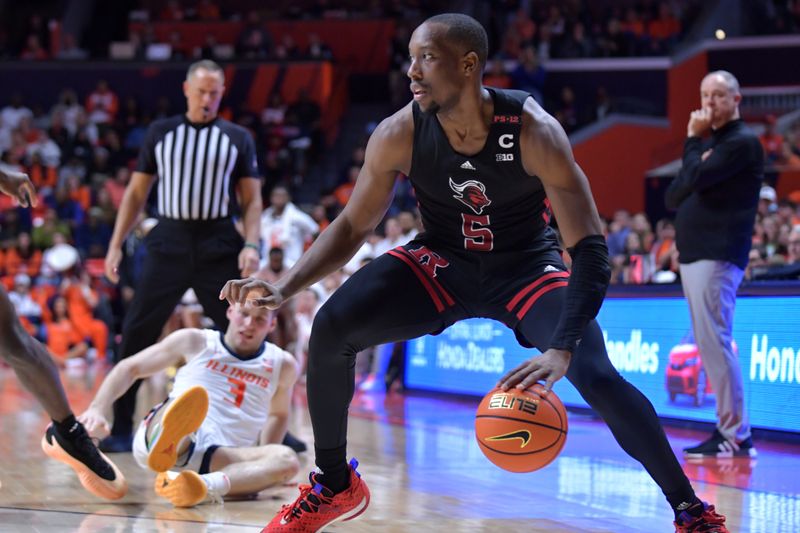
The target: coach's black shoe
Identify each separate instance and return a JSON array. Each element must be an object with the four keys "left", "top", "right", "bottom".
[
  {"left": 683, "top": 429, "right": 757, "bottom": 458},
  {"left": 42, "top": 422, "right": 128, "bottom": 499},
  {"left": 99, "top": 433, "right": 134, "bottom": 453},
  {"left": 282, "top": 431, "right": 307, "bottom": 453}
]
